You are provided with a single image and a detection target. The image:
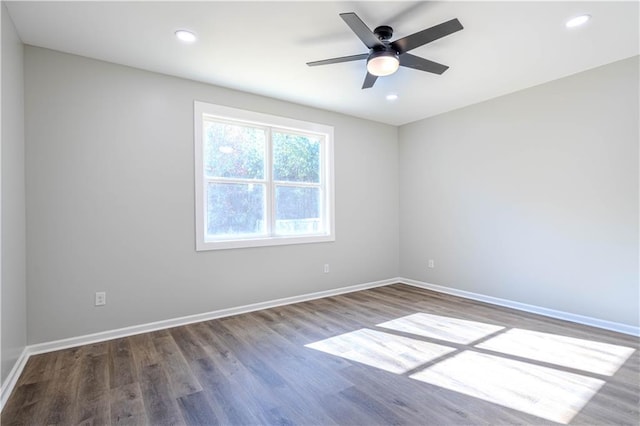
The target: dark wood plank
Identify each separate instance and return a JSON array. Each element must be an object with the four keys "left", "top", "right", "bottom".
[
  {"left": 189, "top": 356, "right": 261, "bottom": 425},
  {"left": 129, "top": 333, "right": 159, "bottom": 372},
  {"left": 206, "top": 320, "right": 288, "bottom": 390},
  {"left": 338, "top": 385, "right": 408, "bottom": 425},
  {"left": 138, "top": 363, "right": 185, "bottom": 426},
  {"left": 37, "top": 351, "right": 83, "bottom": 425},
  {"left": 110, "top": 382, "right": 147, "bottom": 425},
  {"left": 109, "top": 338, "right": 136, "bottom": 389},
  {"left": 152, "top": 335, "right": 202, "bottom": 398},
  {"left": 15, "top": 352, "right": 58, "bottom": 386},
  {"left": 191, "top": 321, "right": 300, "bottom": 424},
  {"left": 169, "top": 326, "right": 209, "bottom": 362},
  {"left": 177, "top": 391, "right": 219, "bottom": 425},
  {"left": 74, "top": 353, "right": 111, "bottom": 425},
  {"left": 0, "top": 380, "right": 51, "bottom": 425},
  {"left": 205, "top": 317, "right": 339, "bottom": 425}
]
